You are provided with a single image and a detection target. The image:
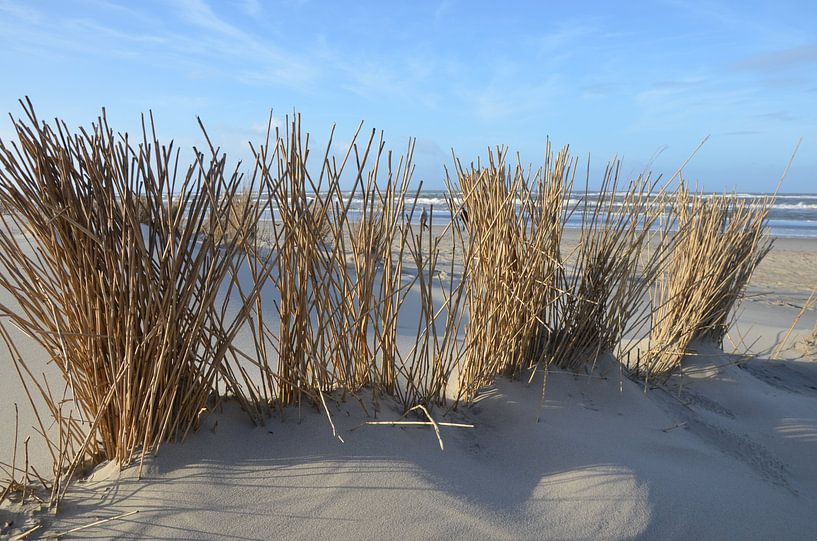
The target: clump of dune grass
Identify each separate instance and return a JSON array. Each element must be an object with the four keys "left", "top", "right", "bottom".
[
  {"left": 639, "top": 185, "right": 773, "bottom": 378},
  {"left": 134, "top": 194, "right": 153, "bottom": 225},
  {"left": 371, "top": 157, "right": 415, "bottom": 398},
  {"left": 320, "top": 137, "right": 386, "bottom": 393},
  {"left": 252, "top": 115, "right": 336, "bottom": 406},
  {"left": 448, "top": 144, "right": 574, "bottom": 402},
  {"left": 208, "top": 189, "right": 260, "bottom": 247},
  {"left": 549, "top": 162, "right": 672, "bottom": 372},
  {"left": 131, "top": 193, "right": 186, "bottom": 227},
  {"left": 248, "top": 118, "right": 385, "bottom": 407},
  {"left": 0, "top": 100, "right": 267, "bottom": 506},
  {"left": 242, "top": 117, "right": 469, "bottom": 414},
  {"left": 805, "top": 304, "right": 817, "bottom": 352},
  {"left": 335, "top": 171, "right": 392, "bottom": 391},
  {"left": 350, "top": 212, "right": 386, "bottom": 261}
]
